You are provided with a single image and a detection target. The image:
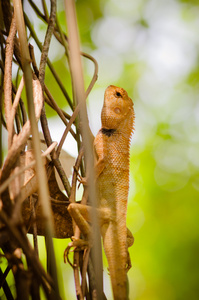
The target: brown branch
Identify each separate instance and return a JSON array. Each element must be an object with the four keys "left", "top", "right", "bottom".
[
  {"left": 23, "top": 12, "right": 73, "bottom": 109},
  {"left": 0, "top": 210, "right": 54, "bottom": 297},
  {"left": 56, "top": 102, "right": 81, "bottom": 157},
  {"left": 66, "top": 147, "right": 84, "bottom": 298},
  {"left": 8, "top": 76, "right": 24, "bottom": 148},
  {"left": 29, "top": 43, "right": 76, "bottom": 139},
  {"left": 30, "top": 195, "right": 39, "bottom": 256},
  {"left": 81, "top": 248, "right": 90, "bottom": 297},
  {"left": 40, "top": 109, "right": 72, "bottom": 196},
  {"left": 39, "top": 0, "right": 55, "bottom": 89},
  {"left": 13, "top": 1, "right": 60, "bottom": 298},
  {"left": 27, "top": 1, "right": 98, "bottom": 108},
  {"left": 37, "top": 1, "right": 60, "bottom": 295},
  {"left": 4, "top": 12, "right": 16, "bottom": 149},
  {"left": 56, "top": 51, "right": 98, "bottom": 157},
  {"left": 70, "top": 146, "right": 84, "bottom": 205},
  {"left": 0, "top": 65, "right": 4, "bottom": 169},
  {"left": 43, "top": 86, "right": 76, "bottom": 138},
  {"left": 65, "top": 1, "right": 103, "bottom": 298},
  {"left": 27, "top": 0, "right": 47, "bottom": 22},
  {"left": 42, "top": 0, "right": 49, "bottom": 22},
  {"left": 28, "top": 3, "right": 72, "bottom": 198},
  {"left": 14, "top": 105, "right": 21, "bottom": 134},
  {"left": 82, "top": 52, "right": 98, "bottom": 99},
  {"left": 0, "top": 60, "right": 27, "bottom": 126},
  {"left": 0, "top": 142, "right": 57, "bottom": 195},
  {"left": 0, "top": 77, "right": 44, "bottom": 184}
]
